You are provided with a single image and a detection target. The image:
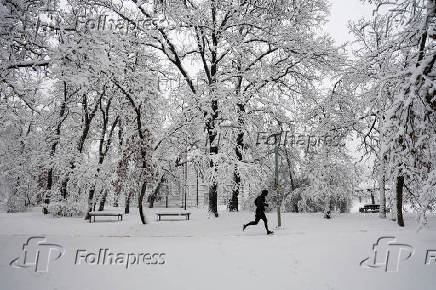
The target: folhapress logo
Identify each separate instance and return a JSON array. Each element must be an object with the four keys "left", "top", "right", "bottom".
[
  {"left": 360, "top": 236, "right": 414, "bottom": 272},
  {"left": 9, "top": 237, "right": 65, "bottom": 272},
  {"left": 75, "top": 249, "right": 166, "bottom": 269}
]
